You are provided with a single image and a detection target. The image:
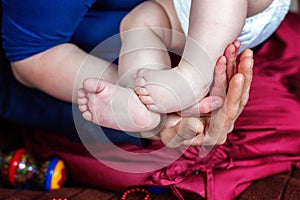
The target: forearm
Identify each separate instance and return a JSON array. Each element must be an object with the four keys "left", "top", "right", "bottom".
[{"left": 11, "top": 43, "right": 118, "bottom": 102}]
